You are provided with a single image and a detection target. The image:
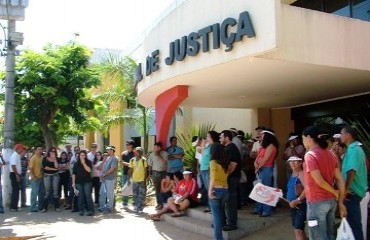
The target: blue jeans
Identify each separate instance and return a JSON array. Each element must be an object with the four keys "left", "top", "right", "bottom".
[
  {"left": 99, "top": 179, "right": 115, "bottom": 211},
  {"left": 307, "top": 198, "right": 337, "bottom": 240},
  {"left": 209, "top": 188, "right": 229, "bottom": 240},
  {"left": 225, "top": 176, "right": 239, "bottom": 227},
  {"left": 30, "top": 178, "right": 44, "bottom": 211},
  {"left": 200, "top": 170, "right": 210, "bottom": 207},
  {"left": 121, "top": 174, "right": 129, "bottom": 205},
  {"left": 255, "top": 166, "right": 273, "bottom": 215},
  {"left": 0, "top": 171, "right": 3, "bottom": 212},
  {"left": 44, "top": 174, "right": 60, "bottom": 199},
  {"left": 344, "top": 194, "right": 364, "bottom": 240},
  {"left": 76, "top": 182, "right": 94, "bottom": 214},
  {"left": 43, "top": 173, "right": 60, "bottom": 209},
  {"left": 20, "top": 174, "right": 28, "bottom": 206}
]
